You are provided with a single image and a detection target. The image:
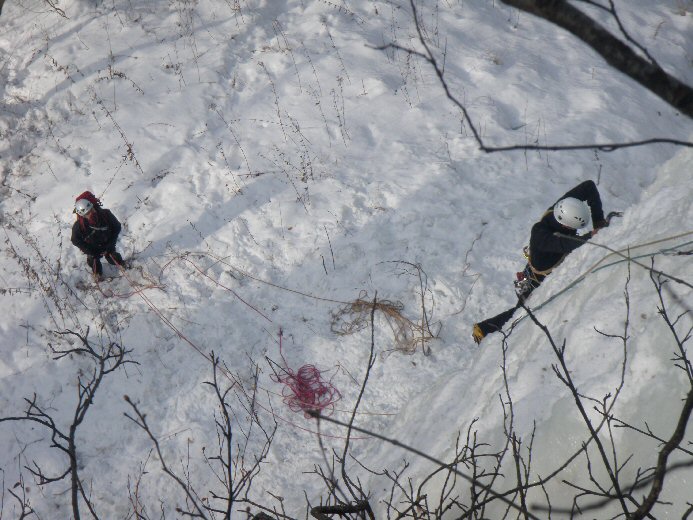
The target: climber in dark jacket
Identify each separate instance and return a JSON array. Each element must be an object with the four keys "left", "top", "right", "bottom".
[
  {"left": 472, "top": 180, "right": 607, "bottom": 344},
  {"left": 71, "top": 191, "right": 128, "bottom": 278},
  {"left": 528, "top": 180, "right": 606, "bottom": 275}
]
